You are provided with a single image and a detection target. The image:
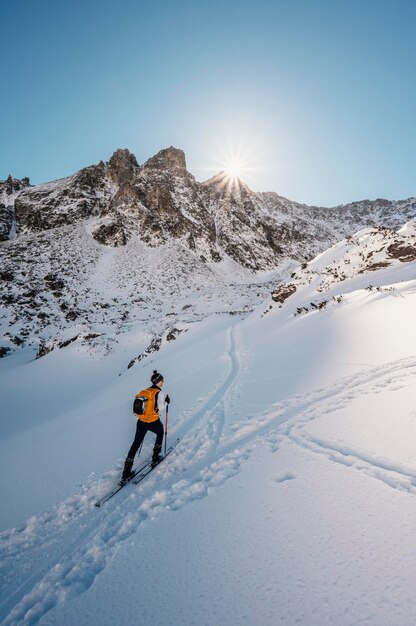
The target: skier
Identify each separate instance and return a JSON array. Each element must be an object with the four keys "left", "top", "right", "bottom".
[{"left": 121, "top": 369, "right": 170, "bottom": 481}]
